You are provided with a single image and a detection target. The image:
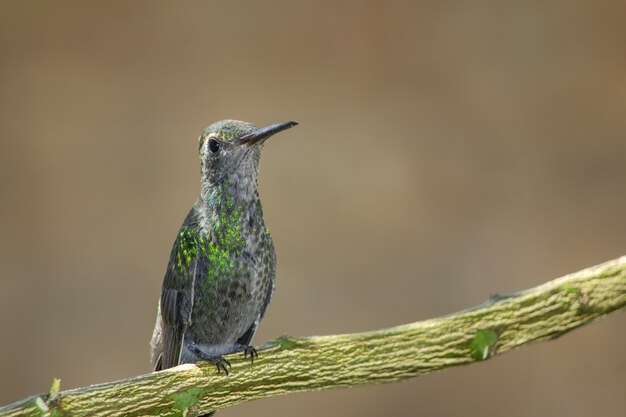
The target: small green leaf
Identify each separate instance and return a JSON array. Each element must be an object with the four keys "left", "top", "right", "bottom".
[
  {"left": 49, "top": 378, "right": 61, "bottom": 396},
  {"left": 279, "top": 336, "right": 298, "bottom": 350},
  {"left": 34, "top": 397, "right": 48, "bottom": 414},
  {"left": 470, "top": 329, "right": 498, "bottom": 360},
  {"left": 172, "top": 387, "right": 206, "bottom": 415}
]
